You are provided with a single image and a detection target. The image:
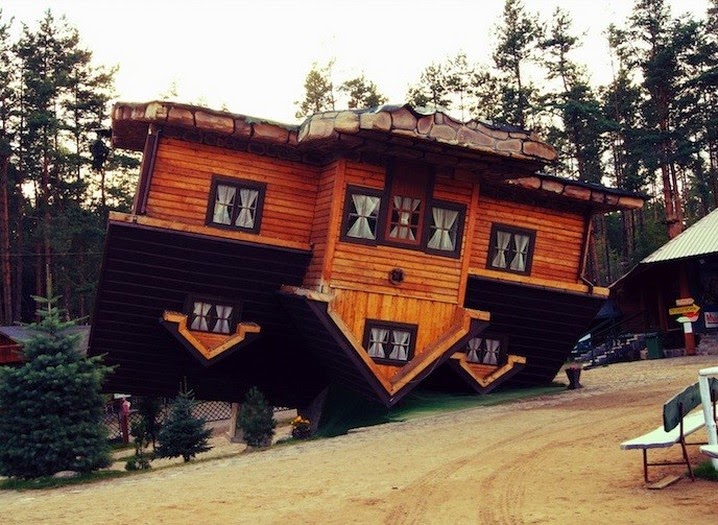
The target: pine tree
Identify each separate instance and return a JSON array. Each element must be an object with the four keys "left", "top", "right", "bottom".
[
  {"left": 338, "top": 75, "right": 387, "bottom": 109},
  {"left": 237, "top": 386, "right": 276, "bottom": 448},
  {"left": 492, "top": 0, "right": 542, "bottom": 128},
  {"left": 294, "top": 61, "right": 335, "bottom": 119},
  {"left": 0, "top": 294, "right": 112, "bottom": 479},
  {"left": 155, "top": 389, "right": 212, "bottom": 462}
]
